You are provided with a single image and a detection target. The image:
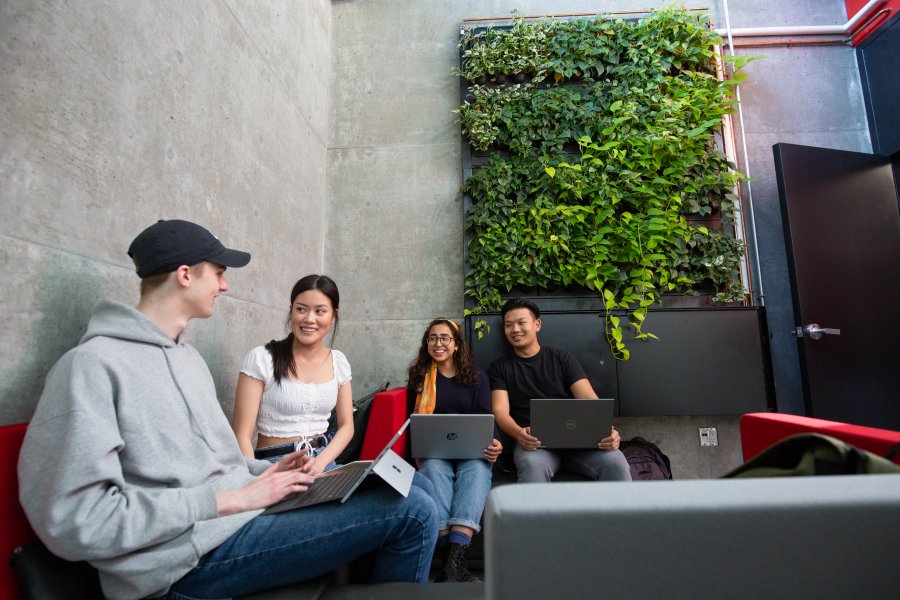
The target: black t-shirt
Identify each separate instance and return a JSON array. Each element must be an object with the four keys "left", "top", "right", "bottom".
[{"left": 488, "top": 346, "right": 588, "bottom": 428}]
